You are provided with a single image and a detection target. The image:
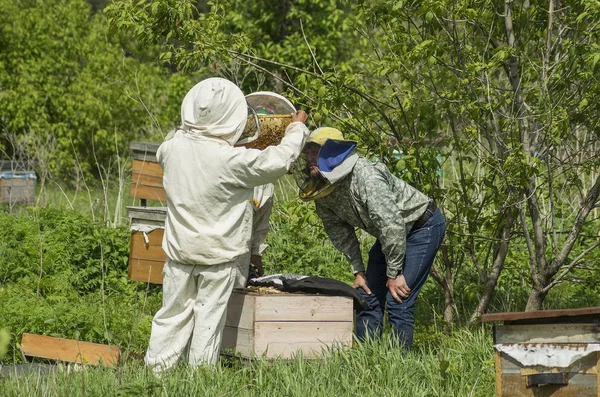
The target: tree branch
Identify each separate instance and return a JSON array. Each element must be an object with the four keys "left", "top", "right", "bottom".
[
  {"left": 548, "top": 174, "right": 600, "bottom": 275},
  {"left": 542, "top": 0, "right": 555, "bottom": 84},
  {"left": 469, "top": 208, "right": 517, "bottom": 324},
  {"left": 519, "top": 205, "right": 537, "bottom": 277},
  {"left": 543, "top": 240, "right": 600, "bottom": 293}
]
